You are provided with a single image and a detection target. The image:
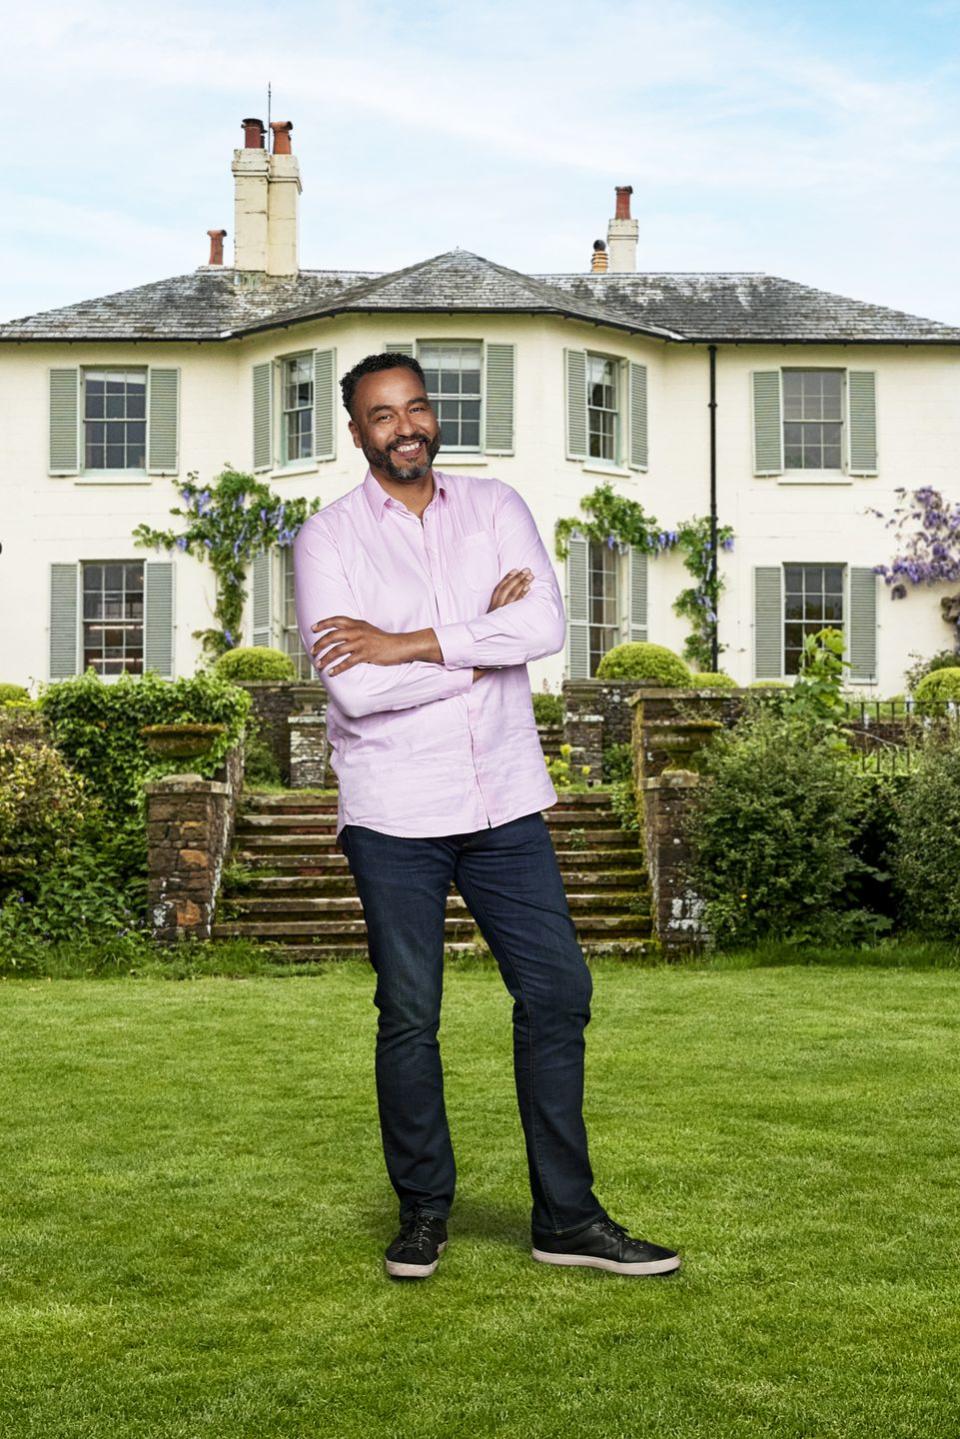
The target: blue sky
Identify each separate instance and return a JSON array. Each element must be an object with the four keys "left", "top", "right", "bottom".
[{"left": 3, "top": 0, "right": 960, "bottom": 323}]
